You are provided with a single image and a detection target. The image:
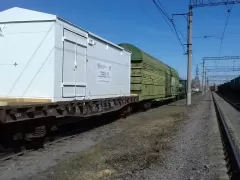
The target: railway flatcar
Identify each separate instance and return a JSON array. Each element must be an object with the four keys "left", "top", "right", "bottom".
[
  {"left": 0, "top": 7, "right": 132, "bottom": 103},
  {"left": 0, "top": 7, "right": 137, "bottom": 151},
  {"left": 119, "top": 43, "right": 180, "bottom": 103},
  {"left": 0, "top": 7, "right": 184, "bottom": 151}
]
